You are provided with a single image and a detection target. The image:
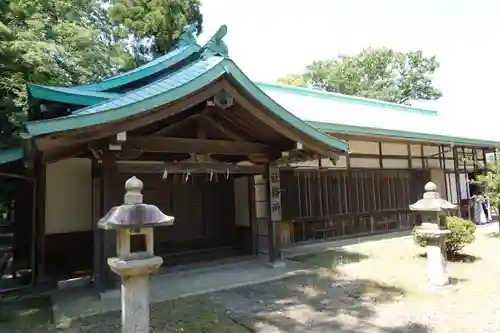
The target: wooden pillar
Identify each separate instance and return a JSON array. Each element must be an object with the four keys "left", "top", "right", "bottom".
[
  {"left": 452, "top": 146, "right": 462, "bottom": 217},
  {"left": 472, "top": 148, "right": 478, "bottom": 173},
  {"left": 420, "top": 145, "right": 425, "bottom": 169},
  {"left": 92, "top": 160, "right": 103, "bottom": 292},
  {"left": 462, "top": 147, "right": 472, "bottom": 220},
  {"left": 442, "top": 145, "right": 449, "bottom": 200},
  {"left": 482, "top": 148, "right": 487, "bottom": 171},
  {"left": 247, "top": 176, "right": 258, "bottom": 254},
  {"left": 266, "top": 164, "right": 282, "bottom": 264},
  {"left": 407, "top": 144, "right": 413, "bottom": 169},
  {"left": 102, "top": 149, "right": 119, "bottom": 289},
  {"left": 34, "top": 156, "right": 47, "bottom": 285},
  {"left": 378, "top": 142, "right": 383, "bottom": 168}
]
